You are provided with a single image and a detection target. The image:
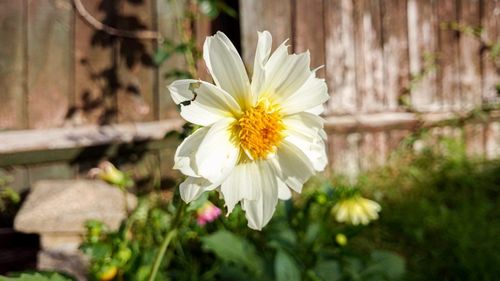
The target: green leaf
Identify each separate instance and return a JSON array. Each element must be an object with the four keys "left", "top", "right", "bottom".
[
  {"left": 201, "top": 230, "right": 263, "bottom": 274},
  {"left": 362, "top": 250, "right": 406, "bottom": 280},
  {"left": 313, "top": 260, "right": 341, "bottom": 281},
  {"left": 0, "top": 272, "right": 74, "bottom": 281},
  {"left": 274, "top": 250, "right": 301, "bottom": 281},
  {"left": 186, "top": 193, "right": 209, "bottom": 212}
]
